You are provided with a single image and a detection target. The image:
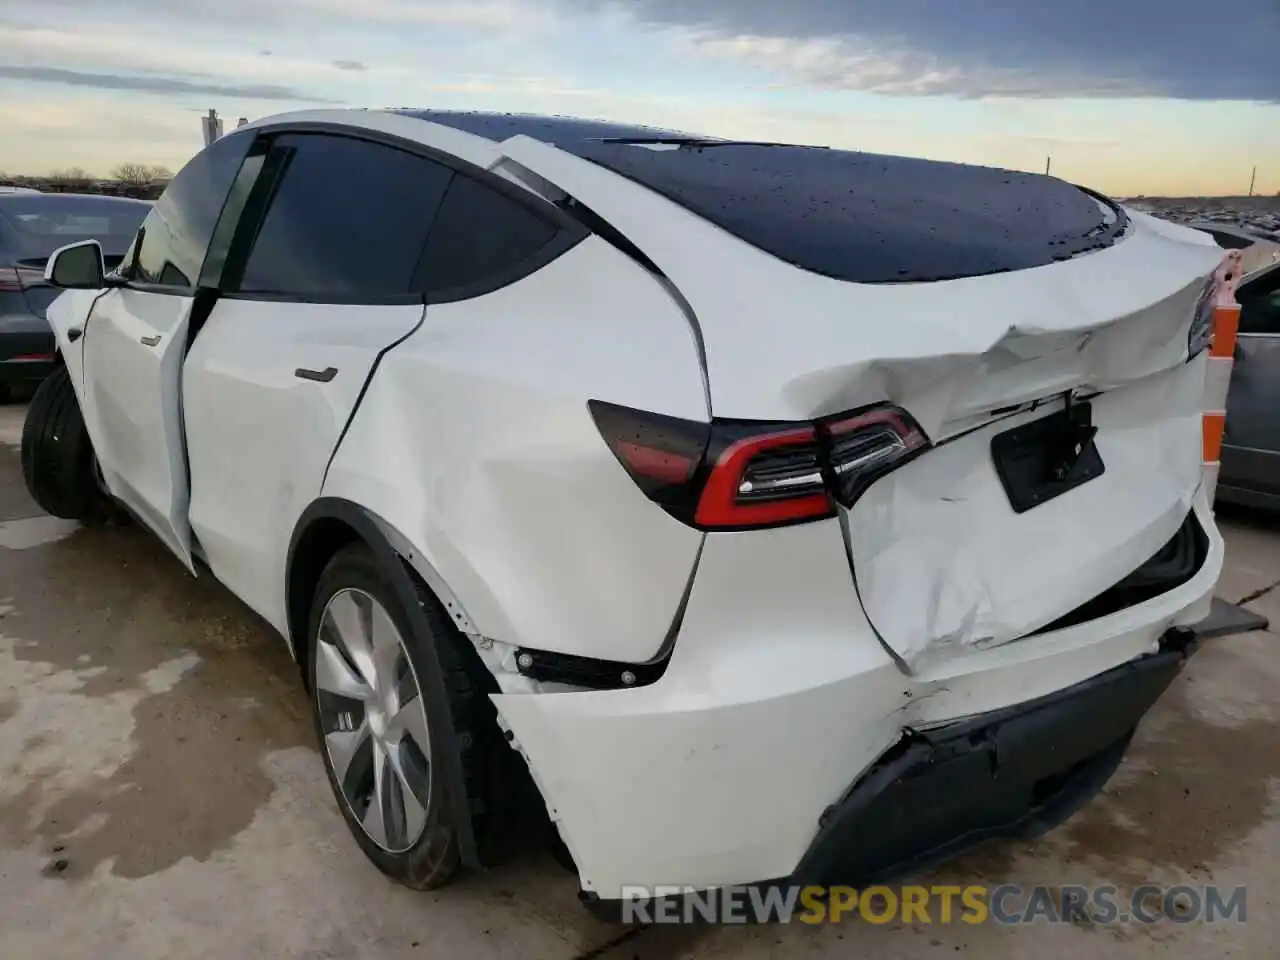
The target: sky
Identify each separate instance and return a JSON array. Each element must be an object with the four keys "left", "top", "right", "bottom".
[{"left": 1, "top": 0, "right": 1277, "bottom": 197}]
